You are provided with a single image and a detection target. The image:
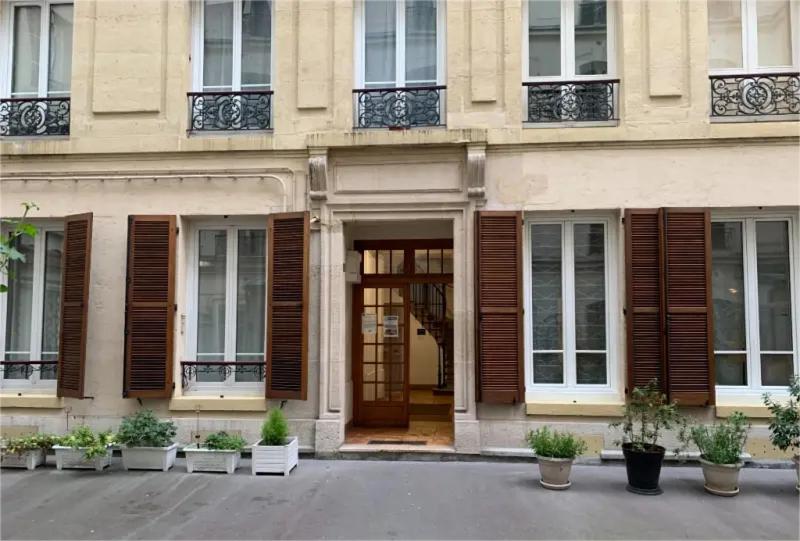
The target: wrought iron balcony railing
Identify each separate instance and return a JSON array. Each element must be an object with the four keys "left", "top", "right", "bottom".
[
  {"left": 354, "top": 85, "right": 445, "bottom": 128},
  {"left": 524, "top": 79, "right": 619, "bottom": 123},
  {"left": 710, "top": 73, "right": 800, "bottom": 118},
  {"left": 0, "top": 360, "right": 58, "bottom": 379},
  {"left": 188, "top": 91, "right": 273, "bottom": 132},
  {"left": 181, "top": 361, "right": 265, "bottom": 388},
  {"left": 0, "top": 97, "right": 70, "bottom": 136}
]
